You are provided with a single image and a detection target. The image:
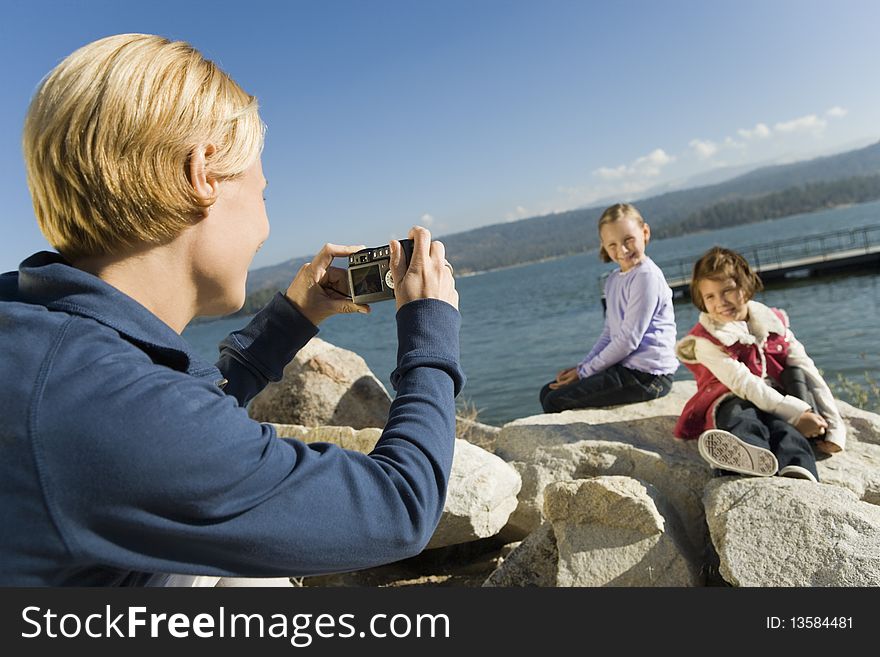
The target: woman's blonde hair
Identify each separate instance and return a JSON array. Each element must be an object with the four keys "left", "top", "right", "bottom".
[
  {"left": 597, "top": 203, "right": 646, "bottom": 262},
  {"left": 23, "top": 33, "right": 265, "bottom": 260},
  {"left": 690, "top": 246, "right": 764, "bottom": 312}
]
